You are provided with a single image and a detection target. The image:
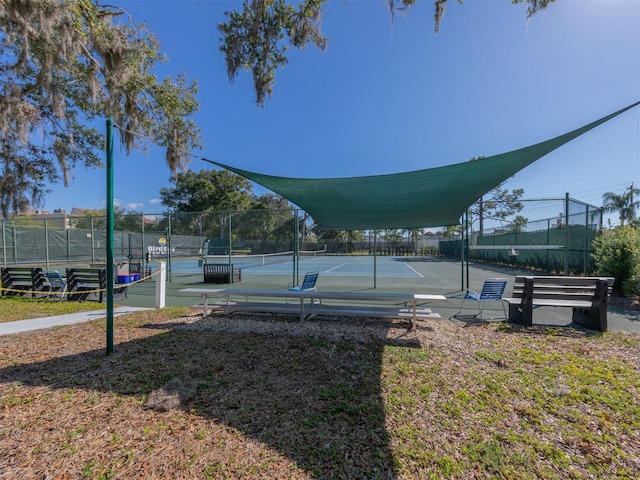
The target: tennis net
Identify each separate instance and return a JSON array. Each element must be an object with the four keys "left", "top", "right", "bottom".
[{"left": 205, "top": 249, "right": 326, "bottom": 268}]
